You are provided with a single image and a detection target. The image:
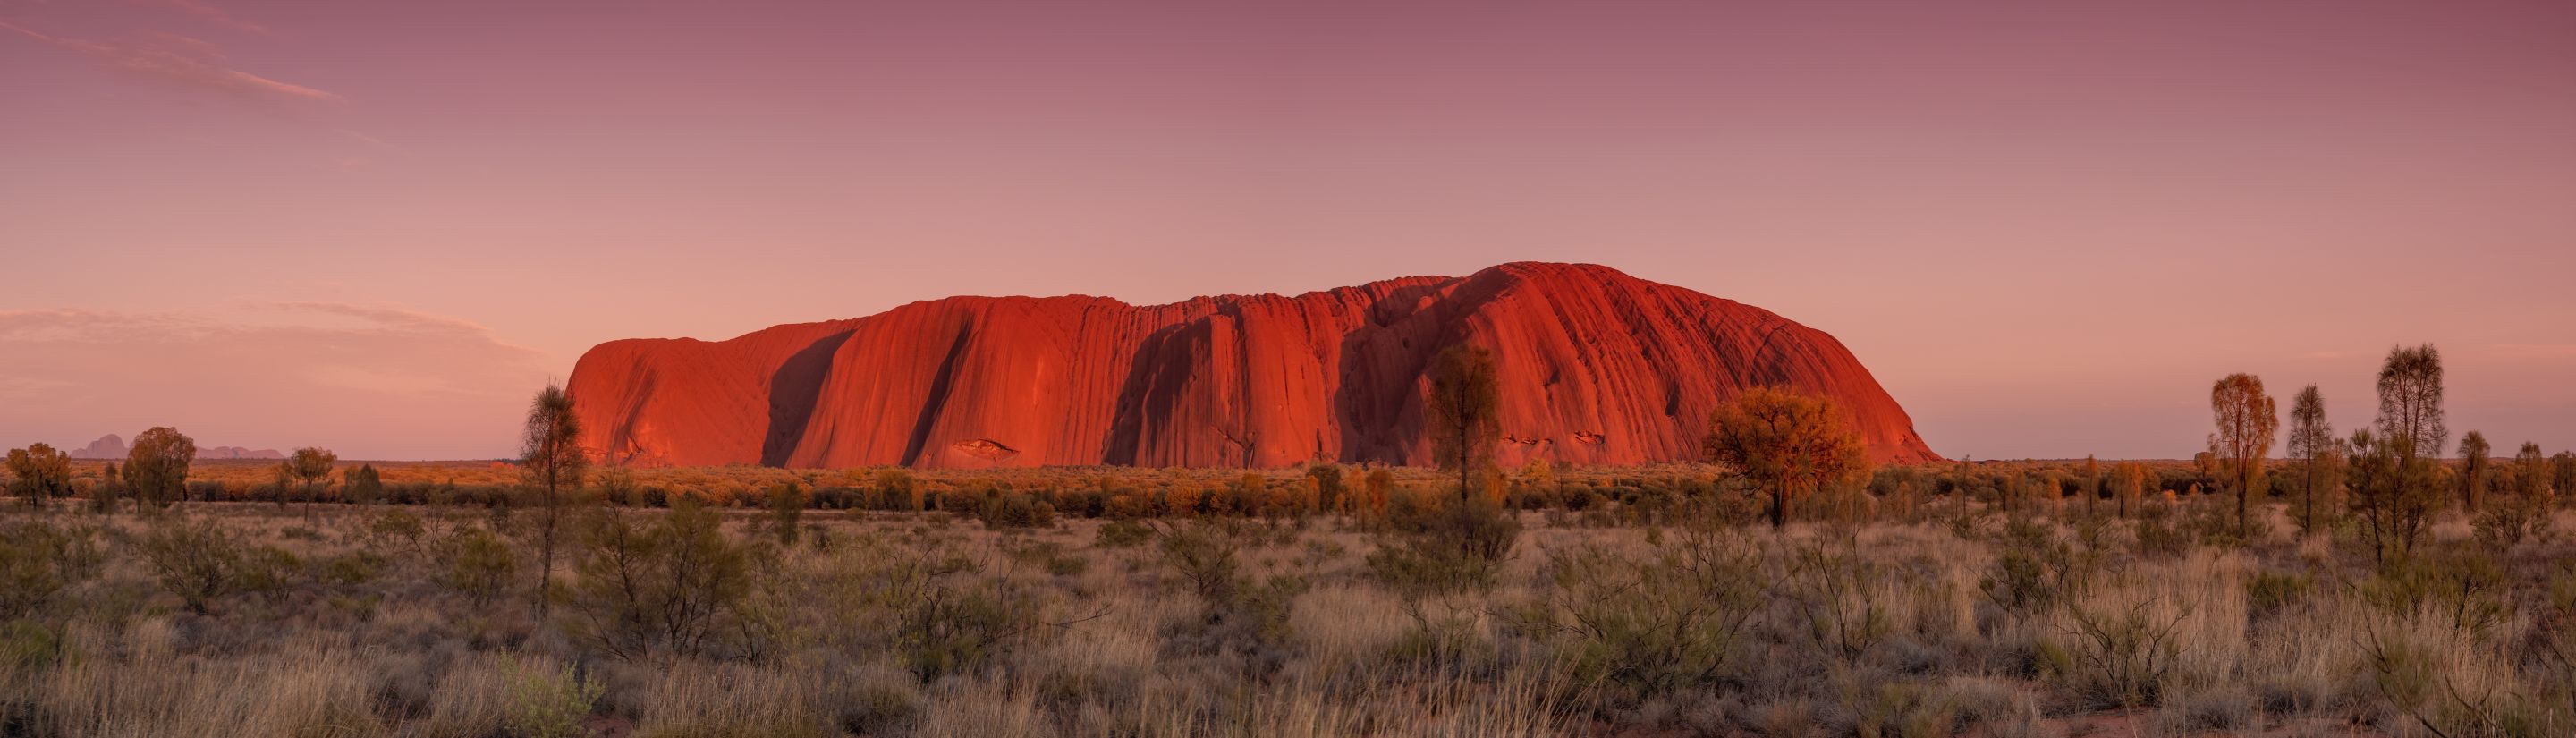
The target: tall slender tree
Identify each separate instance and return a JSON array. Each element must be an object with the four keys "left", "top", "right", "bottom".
[
  {"left": 344, "top": 463, "right": 384, "bottom": 506},
  {"left": 2285, "top": 386, "right": 2334, "bottom": 532},
  {"left": 2209, "top": 373, "right": 2279, "bottom": 533},
  {"left": 1425, "top": 344, "right": 1500, "bottom": 503},
  {"left": 2112, "top": 462, "right": 2147, "bottom": 518},
  {"left": 521, "top": 383, "right": 587, "bottom": 613},
  {"left": 2348, "top": 428, "right": 2438, "bottom": 564},
  {"left": 2511, "top": 443, "right": 2550, "bottom": 509},
  {"left": 2555, "top": 452, "right": 2576, "bottom": 509},
  {"left": 2081, "top": 455, "right": 2100, "bottom": 514},
  {"left": 2456, "top": 430, "right": 2490, "bottom": 512},
  {"left": 124, "top": 427, "right": 196, "bottom": 512},
  {"left": 1704, "top": 386, "right": 1870, "bottom": 530},
  {"left": 2375, "top": 344, "right": 2446, "bottom": 463}
]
